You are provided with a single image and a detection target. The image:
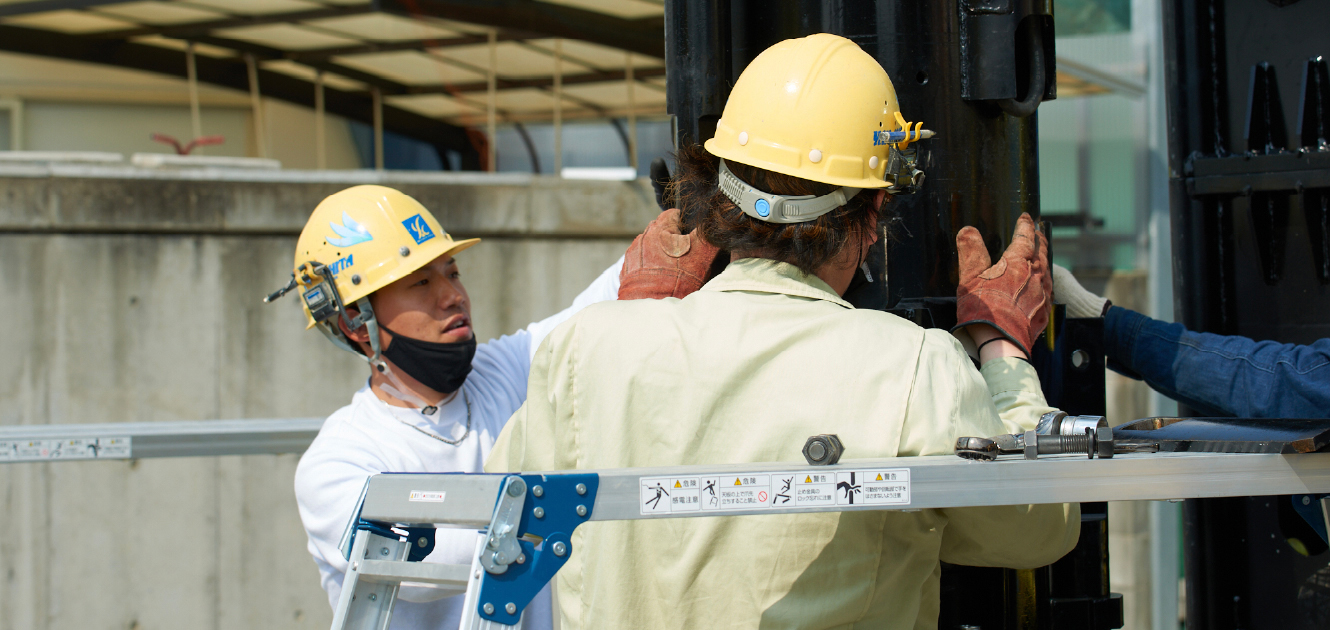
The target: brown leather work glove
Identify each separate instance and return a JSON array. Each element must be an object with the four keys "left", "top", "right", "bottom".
[
  {"left": 618, "top": 208, "right": 723, "bottom": 300},
  {"left": 951, "top": 213, "right": 1051, "bottom": 359}
]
